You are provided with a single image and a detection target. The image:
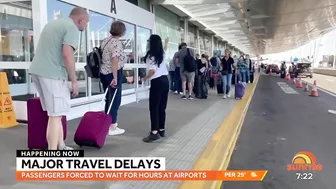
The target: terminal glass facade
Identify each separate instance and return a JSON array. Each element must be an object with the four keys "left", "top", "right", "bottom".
[
  {"left": 47, "top": 0, "right": 88, "bottom": 98},
  {"left": 180, "top": 21, "right": 185, "bottom": 44},
  {"left": 188, "top": 24, "right": 197, "bottom": 50},
  {"left": 154, "top": 6, "right": 181, "bottom": 60},
  {"left": 2, "top": 0, "right": 153, "bottom": 98},
  {"left": 4, "top": 0, "right": 247, "bottom": 121},
  {"left": 87, "top": 10, "right": 114, "bottom": 96},
  {"left": 214, "top": 38, "right": 218, "bottom": 51},
  {"left": 137, "top": 0, "right": 150, "bottom": 11},
  {"left": 204, "top": 34, "right": 211, "bottom": 53},
  {"left": 199, "top": 31, "right": 205, "bottom": 54},
  {"left": 198, "top": 31, "right": 211, "bottom": 56},
  {"left": 0, "top": 0, "right": 33, "bottom": 96}
]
